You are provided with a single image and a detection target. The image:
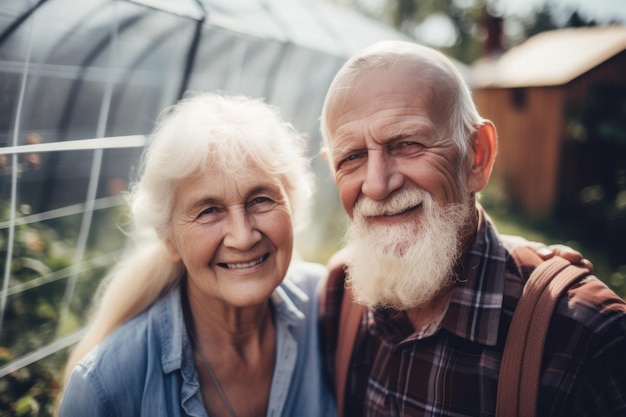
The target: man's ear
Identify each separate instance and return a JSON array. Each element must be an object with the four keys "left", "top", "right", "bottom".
[
  {"left": 467, "top": 121, "right": 497, "bottom": 193},
  {"left": 321, "top": 146, "right": 335, "bottom": 173}
]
